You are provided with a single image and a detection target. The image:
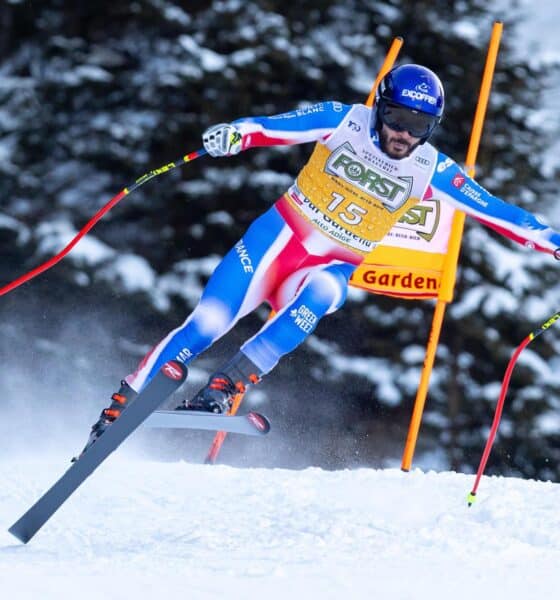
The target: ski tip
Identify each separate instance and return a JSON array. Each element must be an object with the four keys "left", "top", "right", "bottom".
[
  {"left": 246, "top": 411, "right": 271, "bottom": 435},
  {"left": 8, "top": 523, "right": 30, "bottom": 544}
]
